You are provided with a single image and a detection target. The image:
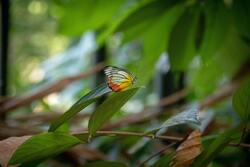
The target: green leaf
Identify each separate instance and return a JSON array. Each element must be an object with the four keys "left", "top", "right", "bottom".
[
  {"left": 57, "top": 0, "right": 125, "bottom": 36},
  {"left": 150, "top": 155, "right": 172, "bottom": 167},
  {"left": 88, "top": 87, "right": 139, "bottom": 136},
  {"left": 199, "top": 0, "right": 231, "bottom": 61},
  {"left": 232, "top": 78, "right": 250, "bottom": 122},
  {"left": 161, "top": 107, "right": 200, "bottom": 128},
  {"left": 49, "top": 84, "right": 111, "bottom": 132},
  {"left": 99, "top": 2, "right": 185, "bottom": 84},
  {"left": 84, "top": 161, "right": 127, "bottom": 167},
  {"left": 193, "top": 128, "right": 238, "bottom": 167},
  {"left": 9, "top": 133, "right": 83, "bottom": 165},
  {"left": 232, "top": 0, "right": 250, "bottom": 39},
  {"left": 97, "top": 0, "right": 179, "bottom": 45},
  {"left": 168, "top": 5, "right": 200, "bottom": 71},
  {"left": 136, "top": 3, "right": 186, "bottom": 85},
  {"left": 116, "top": 0, "right": 176, "bottom": 33},
  {"left": 150, "top": 105, "right": 201, "bottom": 133},
  {"left": 190, "top": 26, "right": 250, "bottom": 97}
]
